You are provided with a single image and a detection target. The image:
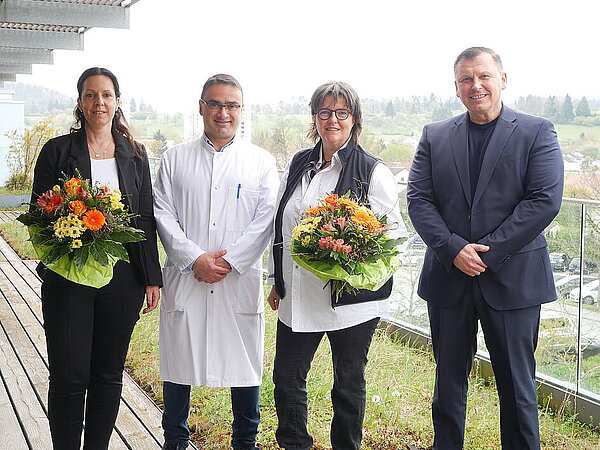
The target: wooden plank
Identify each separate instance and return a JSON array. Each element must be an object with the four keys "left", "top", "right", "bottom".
[
  {"left": 0, "top": 233, "right": 166, "bottom": 449},
  {"left": 121, "top": 376, "right": 164, "bottom": 443},
  {"left": 0, "top": 320, "right": 52, "bottom": 448},
  {"left": 0, "top": 262, "right": 44, "bottom": 328},
  {"left": 113, "top": 396, "right": 162, "bottom": 449},
  {"left": 0, "top": 235, "right": 23, "bottom": 262},
  {"left": 0, "top": 368, "right": 29, "bottom": 450}
]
